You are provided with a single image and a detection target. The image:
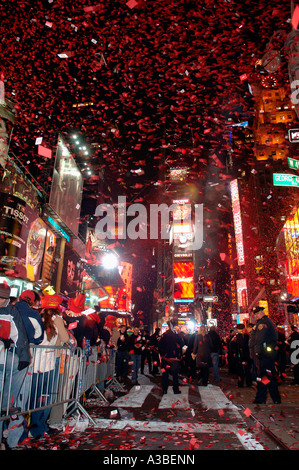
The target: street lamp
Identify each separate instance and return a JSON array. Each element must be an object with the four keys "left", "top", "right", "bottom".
[{"left": 102, "top": 252, "right": 119, "bottom": 270}]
